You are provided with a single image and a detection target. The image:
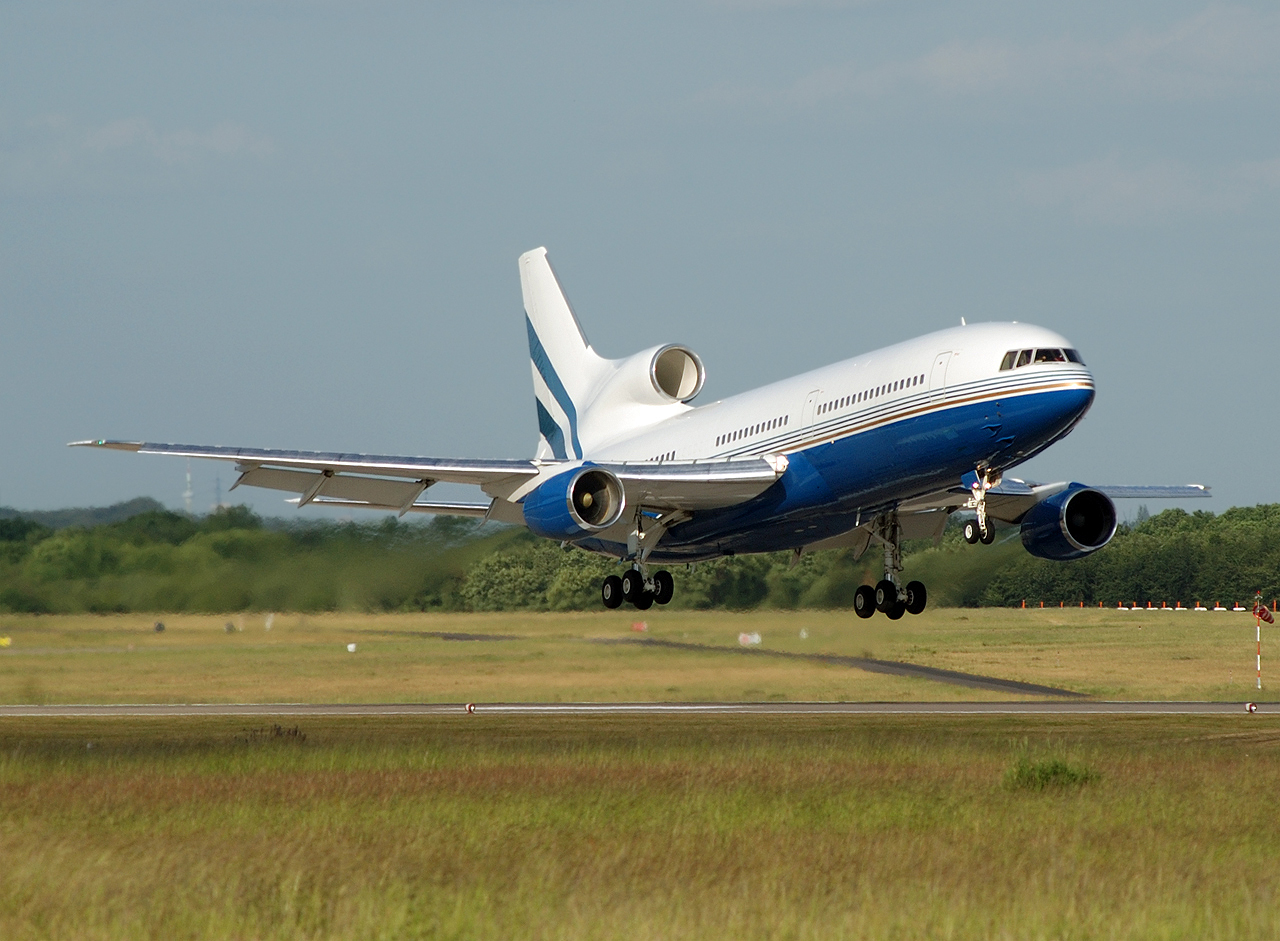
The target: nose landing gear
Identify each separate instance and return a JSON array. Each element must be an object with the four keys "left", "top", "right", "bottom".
[{"left": 963, "top": 468, "right": 999, "bottom": 544}]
